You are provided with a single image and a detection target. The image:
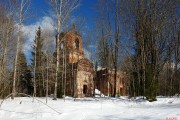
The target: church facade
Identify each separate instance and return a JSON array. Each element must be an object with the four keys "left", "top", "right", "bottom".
[
  {"left": 56, "top": 30, "right": 126, "bottom": 98},
  {"left": 58, "top": 30, "right": 94, "bottom": 98}
]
